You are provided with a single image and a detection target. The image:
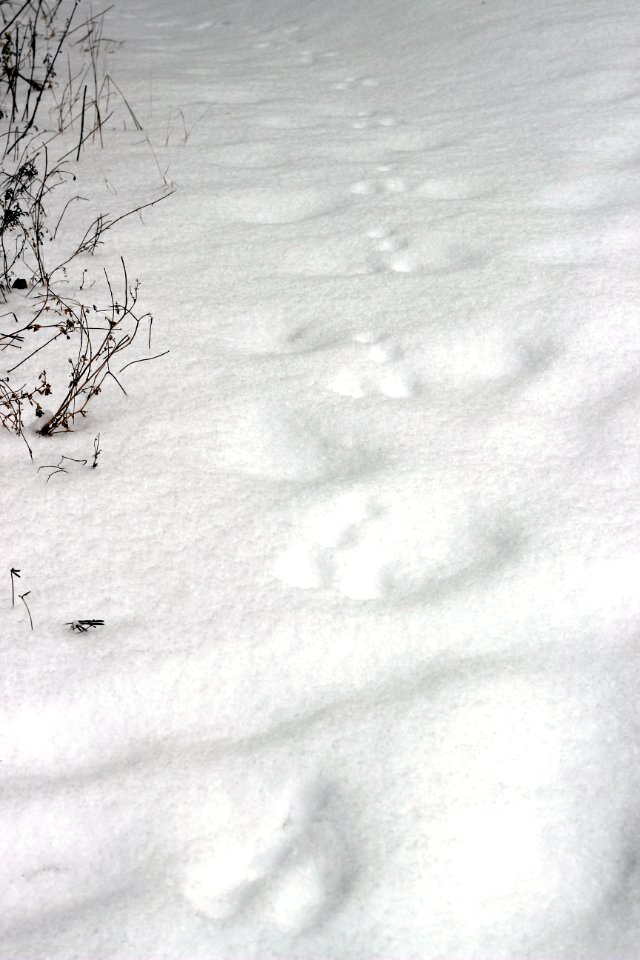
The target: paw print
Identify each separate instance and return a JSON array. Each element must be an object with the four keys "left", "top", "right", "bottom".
[
  {"left": 328, "top": 332, "right": 418, "bottom": 400},
  {"left": 181, "top": 781, "right": 352, "bottom": 934},
  {"left": 274, "top": 493, "right": 389, "bottom": 600},
  {"left": 274, "top": 490, "right": 520, "bottom": 603}
]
